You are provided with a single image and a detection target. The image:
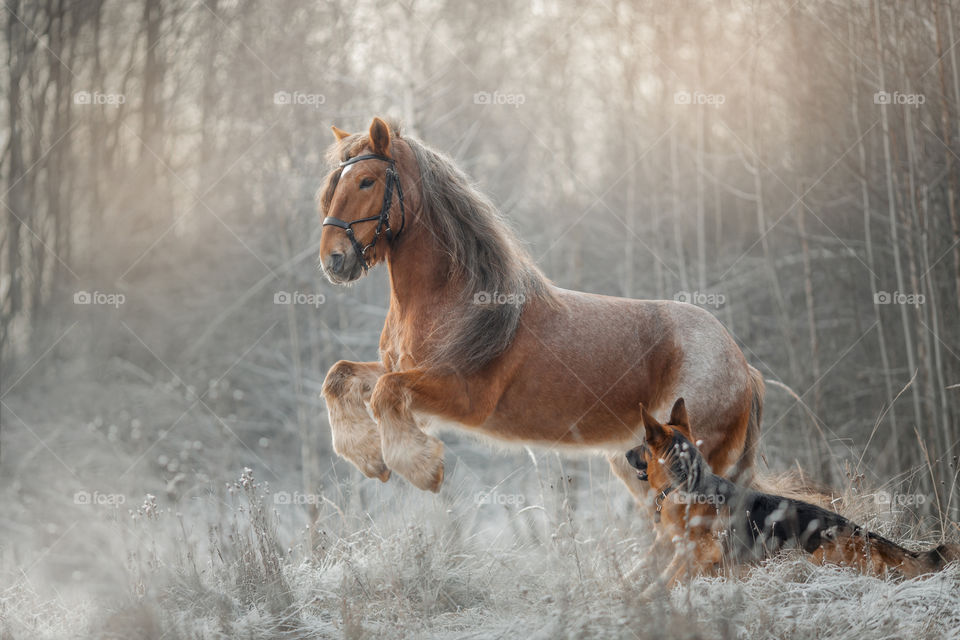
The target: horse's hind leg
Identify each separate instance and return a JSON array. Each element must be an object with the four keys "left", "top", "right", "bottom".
[{"left": 322, "top": 360, "right": 390, "bottom": 481}]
